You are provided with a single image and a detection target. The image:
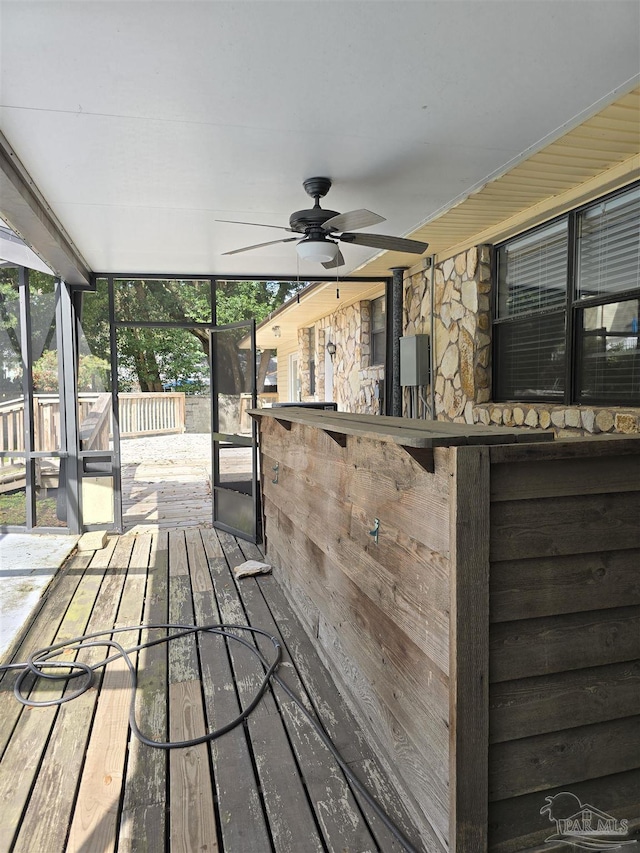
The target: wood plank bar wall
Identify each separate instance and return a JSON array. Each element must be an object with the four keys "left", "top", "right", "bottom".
[
  {"left": 253, "top": 410, "right": 640, "bottom": 853},
  {"left": 487, "top": 439, "right": 640, "bottom": 852}
]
